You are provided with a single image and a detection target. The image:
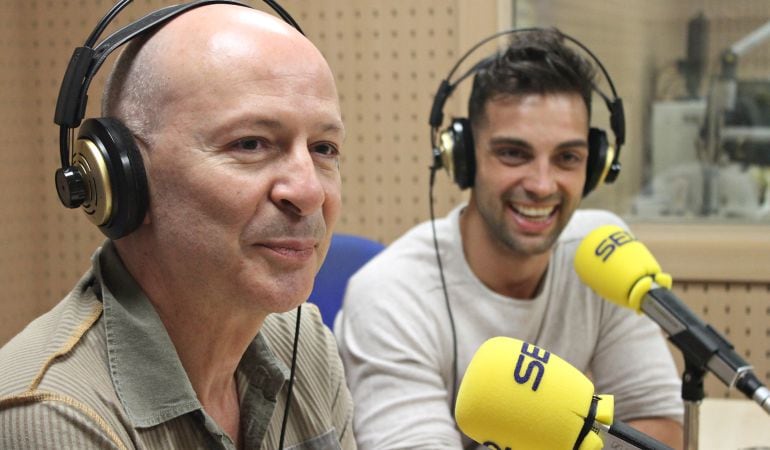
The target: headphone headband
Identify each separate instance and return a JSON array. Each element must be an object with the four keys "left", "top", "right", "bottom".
[
  {"left": 428, "top": 27, "right": 625, "bottom": 191},
  {"left": 55, "top": 1, "right": 299, "bottom": 128},
  {"left": 53, "top": 0, "right": 303, "bottom": 238},
  {"left": 54, "top": 0, "right": 303, "bottom": 166}
]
